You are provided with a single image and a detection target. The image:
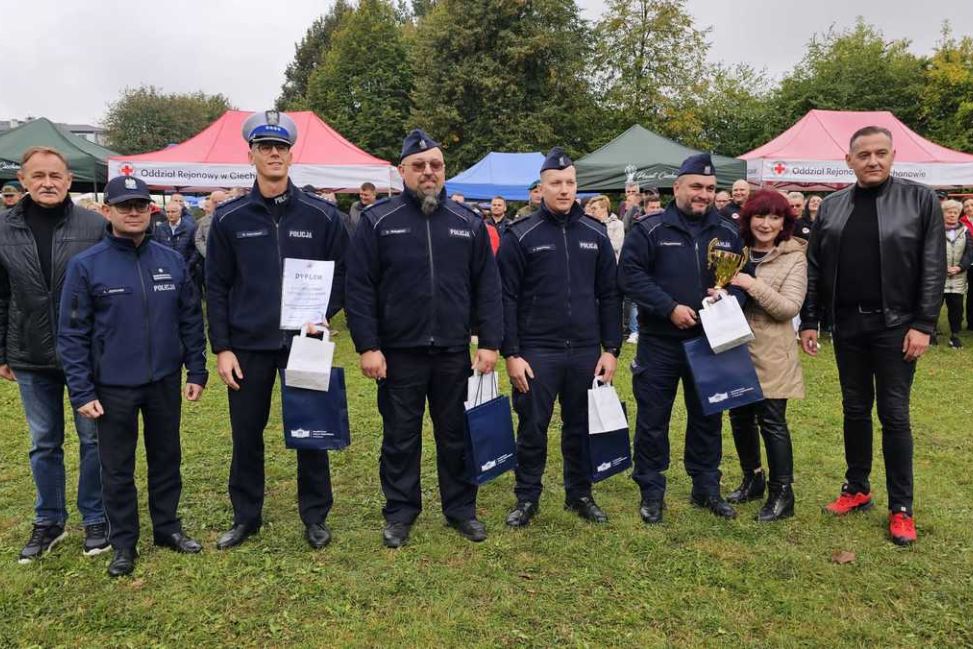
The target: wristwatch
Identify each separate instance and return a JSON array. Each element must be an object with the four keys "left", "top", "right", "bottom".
[{"left": 605, "top": 347, "right": 621, "bottom": 358}]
